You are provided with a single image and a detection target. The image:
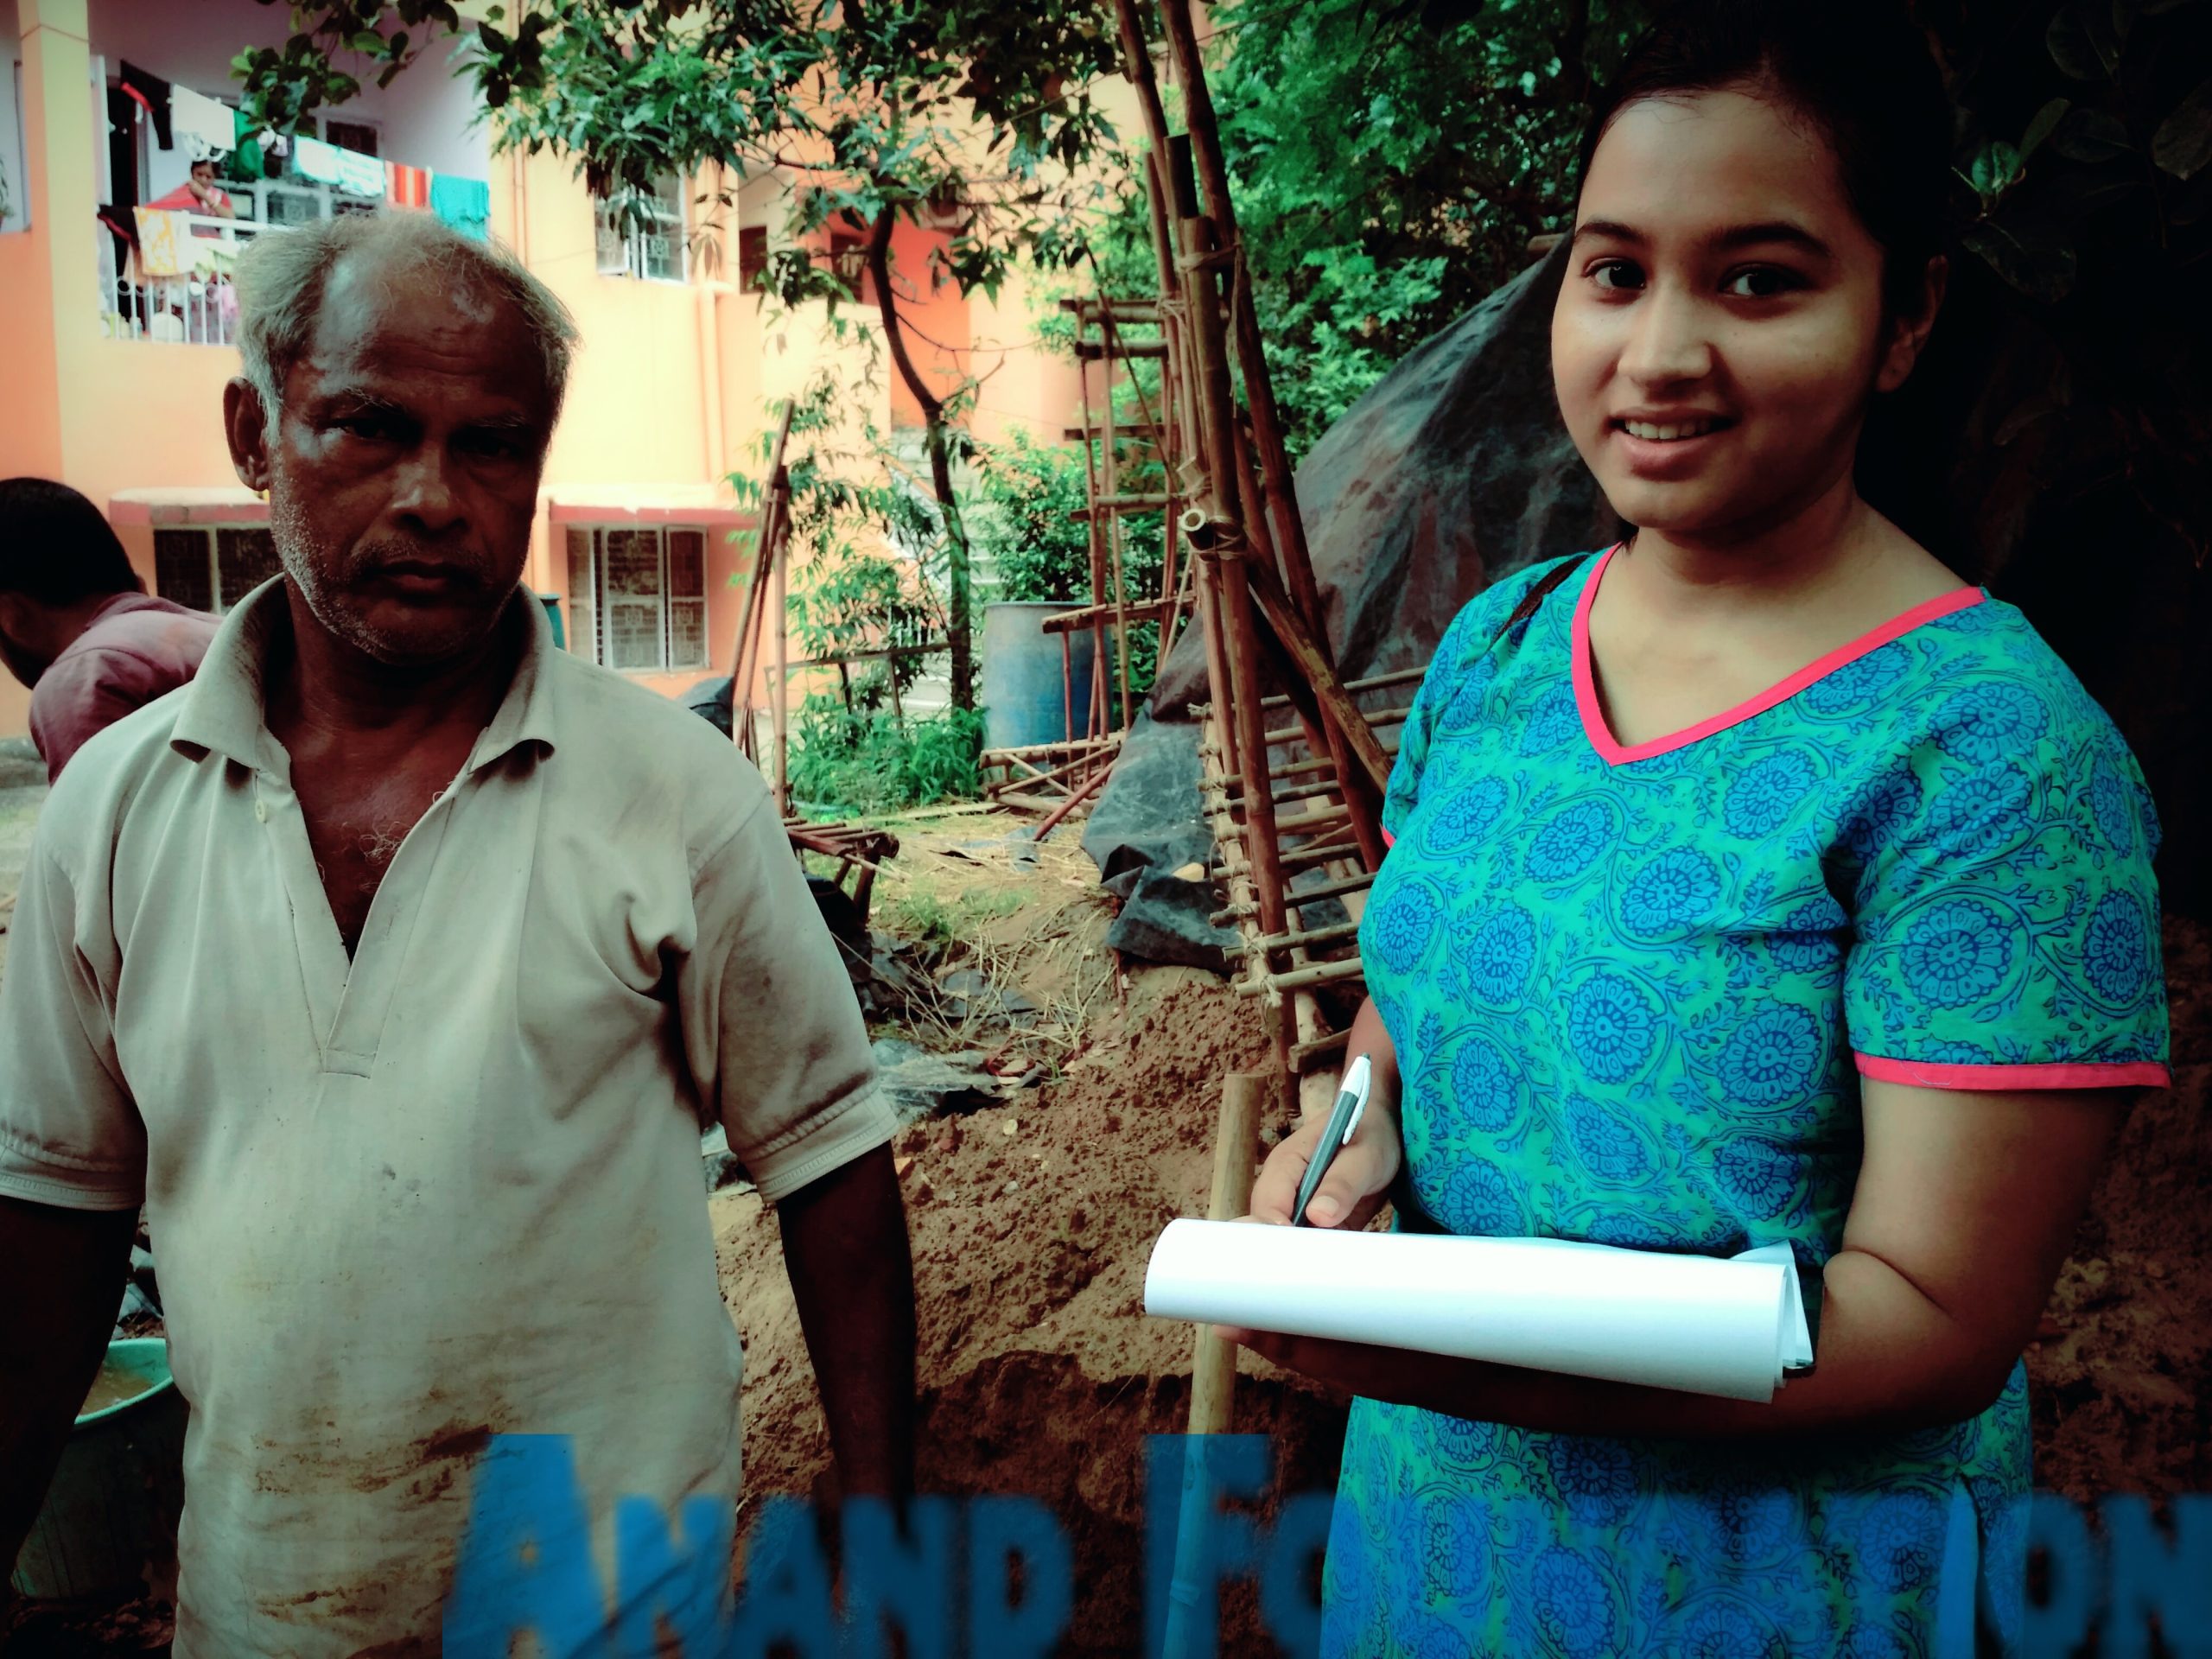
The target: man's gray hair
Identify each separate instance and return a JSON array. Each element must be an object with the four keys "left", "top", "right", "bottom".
[{"left": 234, "top": 210, "right": 579, "bottom": 435}]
